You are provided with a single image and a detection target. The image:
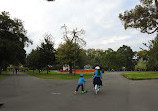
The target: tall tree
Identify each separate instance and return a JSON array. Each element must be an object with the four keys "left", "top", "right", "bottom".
[
  {"left": 147, "top": 35, "right": 158, "bottom": 70},
  {"left": 77, "top": 49, "right": 89, "bottom": 69},
  {"left": 119, "top": 0, "right": 158, "bottom": 34},
  {"left": 137, "top": 50, "right": 148, "bottom": 60},
  {"left": 119, "top": 0, "right": 158, "bottom": 71},
  {"left": 39, "top": 34, "right": 56, "bottom": 74},
  {"left": 57, "top": 39, "right": 80, "bottom": 74},
  {"left": 26, "top": 34, "right": 56, "bottom": 74},
  {"left": 85, "top": 49, "right": 104, "bottom": 68},
  {"left": 135, "top": 58, "right": 147, "bottom": 71},
  {"left": 85, "top": 48, "right": 96, "bottom": 67},
  {"left": 26, "top": 49, "right": 43, "bottom": 73},
  {"left": 100, "top": 50, "right": 126, "bottom": 71},
  {"left": 117, "top": 45, "right": 135, "bottom": 71},
  {"left": 0, "top": 11, "right": 32, "bottom": 74},
  {"left": 58, "top": 25, "right": 86, "bottom": 74}
]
